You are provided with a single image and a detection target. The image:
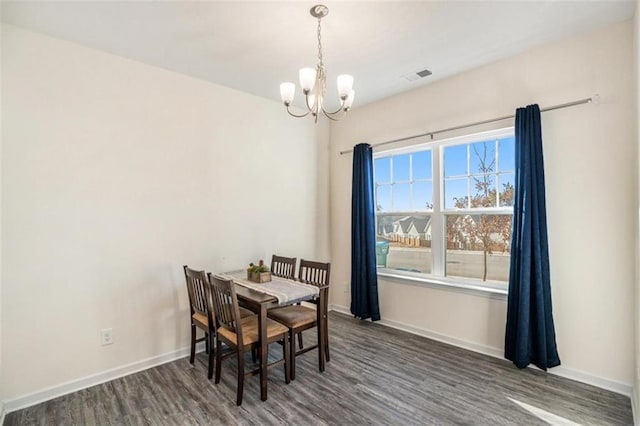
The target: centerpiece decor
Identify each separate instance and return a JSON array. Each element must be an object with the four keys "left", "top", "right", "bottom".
[{"left": 247, "top": 259, "right": 271, "bottom": 283}]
